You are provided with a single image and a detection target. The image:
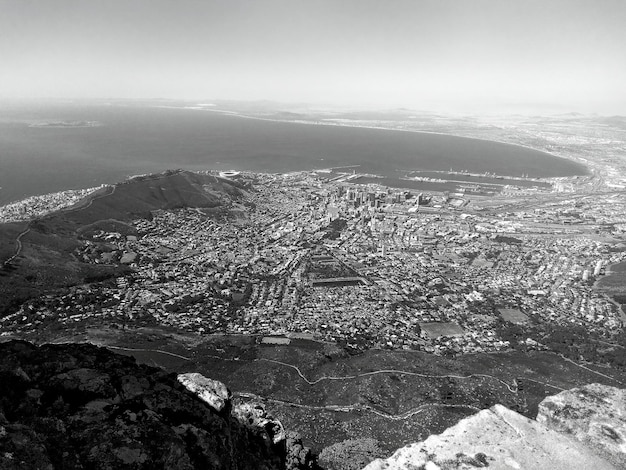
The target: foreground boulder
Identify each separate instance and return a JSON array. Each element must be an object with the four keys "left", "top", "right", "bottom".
[
  {"left": 537, "top": 383, "right": 626, "bottom": 468},
  {"left": 178, "top": 375, "right": 286, "bottom": 445},
  {"left": 364, "top": 402, "right": 618, "bottom": 470},
  {"left": 177, "top": 372, "right": 232, "bottom": 413},
  {"left": 0, "top": 340, "right": 316, "bottom": 469},
  {"left": 233, "top": 403, "right": 286, "bottom": 445}
]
